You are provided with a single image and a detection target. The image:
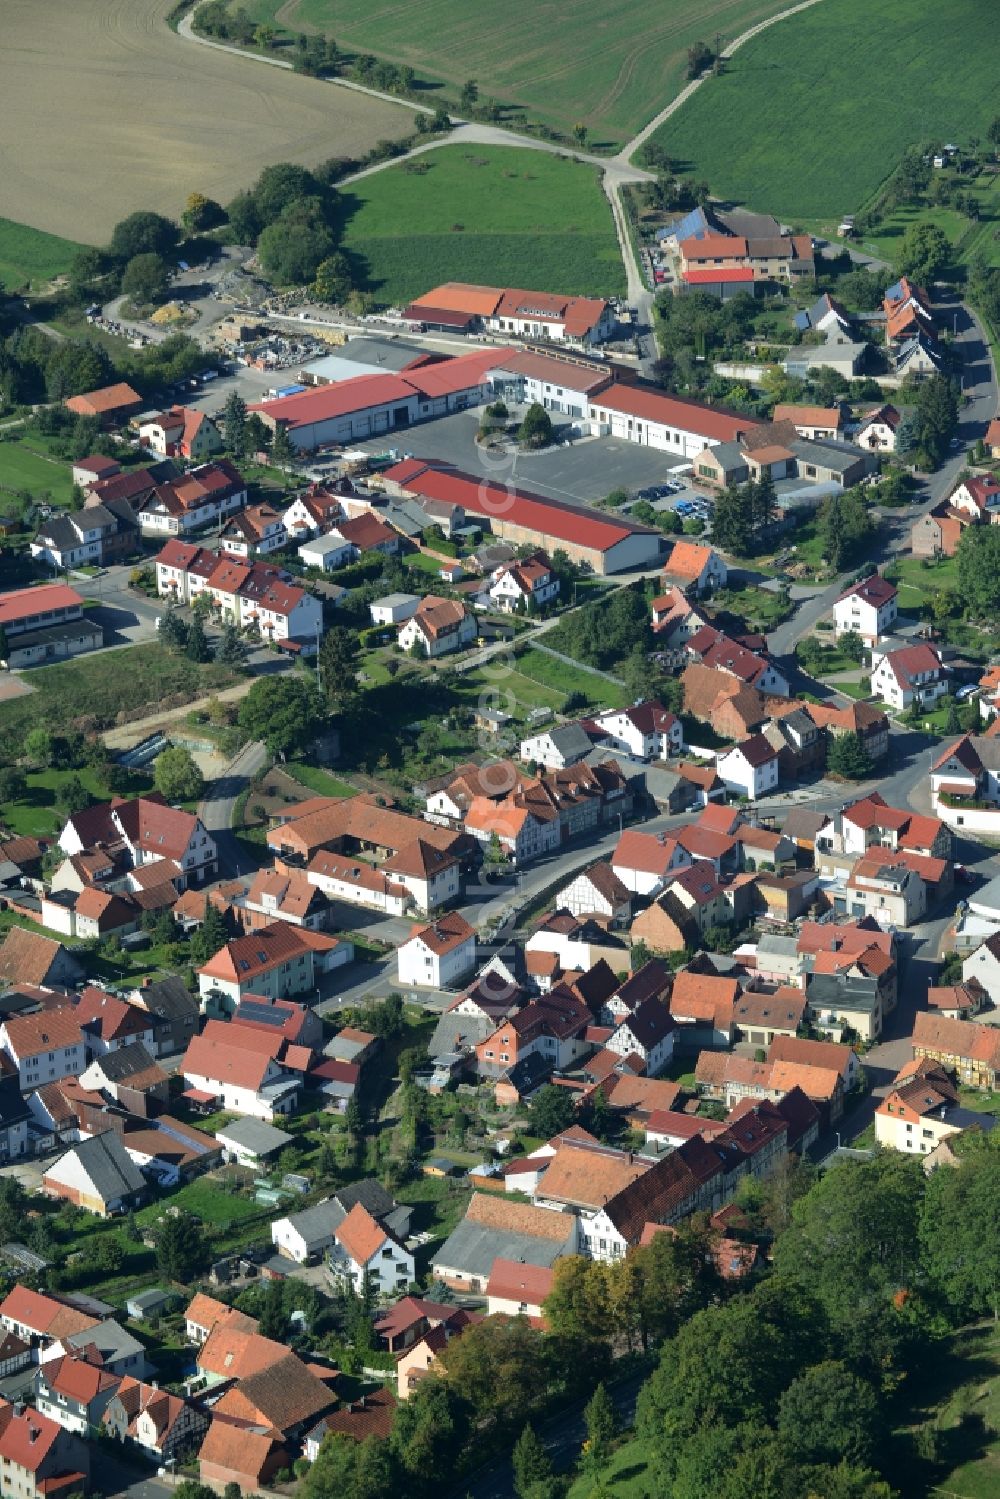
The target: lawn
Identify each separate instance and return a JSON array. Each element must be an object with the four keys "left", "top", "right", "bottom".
[
  {"left": 242, "top": 0, "right": 791, "bottom": 143},
  {"left": 284, "top": 761, "right": 357, "bottom": 798},
  {"left": 0, "top": 437, "right": 78, "bottom": 508},
  {"left": 135, "top": 1177, "right": 264, "bottom": 1230},
  {"left": 850, "top": 178, "right": 1000, "bottom": 273},
  {"left": 568, "top": 1437, "right": 655, "bottom": 1497},
  {"left": 453, "top": 663, "right": 567, "bottom": 726},
  {"left": 655, "top": 0, "right": 1000, "bottom": 221},
  {"left": 338, "top": 146, "right": 625, "bottom": 306},
  {"left": 0, "top": 643, "right": 241, "bottom": 759},
  {"left": 514, "top": 647, "right": 628, "bottom": 709},
  {"left": 0, "top": 218, "right": 82, "bottom": 292},
  {"left": 909, "top": 1322, "right": 1000, "bottom": 1499},
  {"left": 888, "top": 555, "right": 959, "bottom": 598},
  {"left": 714, "top": 584, "right": 793, "bottom": 630},
  {"left": 2, "top": 767, "right": 130, "bottom": 838}
]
